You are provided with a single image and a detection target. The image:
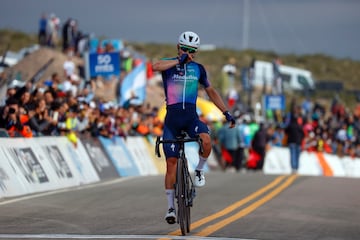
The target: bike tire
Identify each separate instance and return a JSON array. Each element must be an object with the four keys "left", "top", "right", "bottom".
[{"left": 177, "top": 157, "right": 187, "bottom": 236}]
